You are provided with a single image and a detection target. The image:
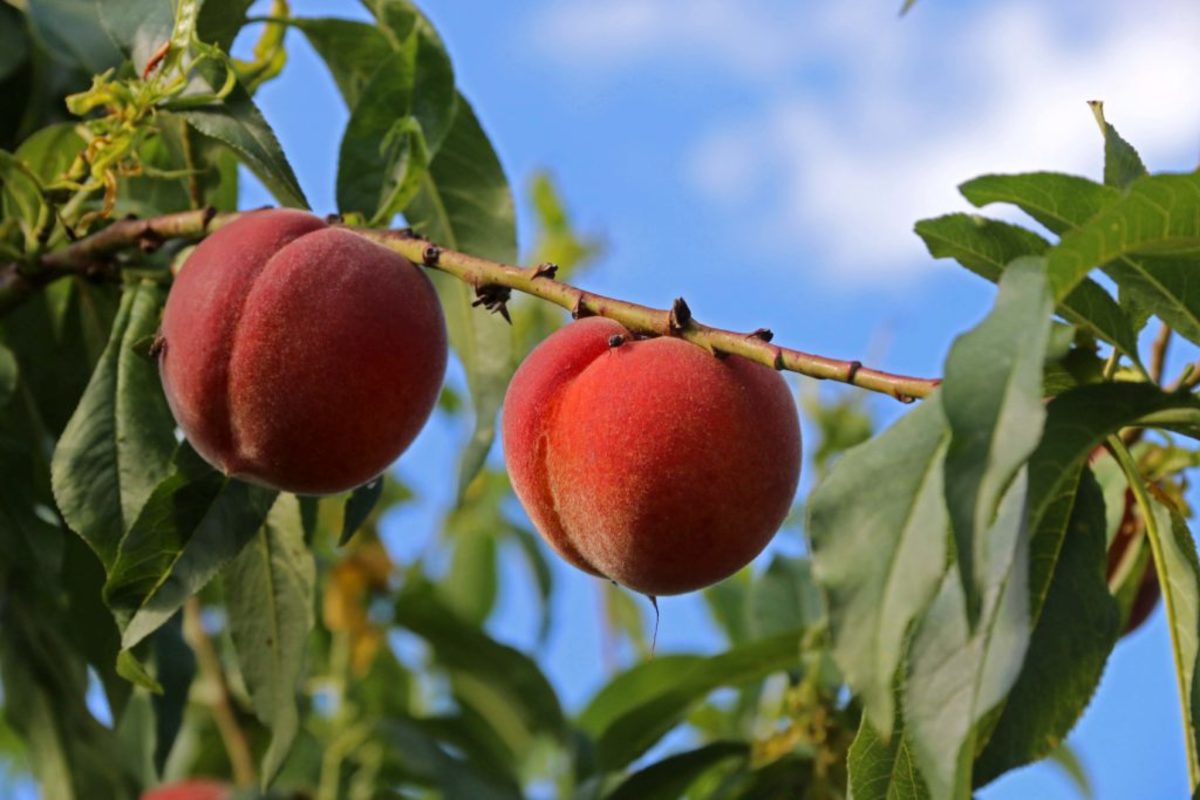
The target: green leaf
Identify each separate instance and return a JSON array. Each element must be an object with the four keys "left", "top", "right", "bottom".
[
  {"left": 509, "top": 524, "right": 554, "bottom": 645},
  {"left": 915, "top": 213, "right": 1139, "bottom": 358},
  {"left": 942, "top": 258, "right": 1052, "bottom": 623},
  {"left": 340, "top": 476, "right": 384, "bottom": 545},
  {"left": 747, "top": 555, "right": 825, "bottom": 639},
  {"left": 1089, "top": 101, "right": 1147, "bottom": 191},
  {"left": 179, "top": 81, "right": 308, "bottom": 209},
  {"left": 294, "top": 18, "right": 398, "bottom": 110},
  {"left": 336, "top": 46, "right": 431, "bottom": 223},
  {"left": 51, "top": 280, "right": 176, "bottom": 569},
  {"left": 1147, "top": 497, "right": 1200, "bottom": 774},
  {"left": 904, "top": 470, "right": 1032, "bottom": 800},
  {"left": 580, "top": 632, "right": 803, "bottom": 771},
  {"left": 1046, "top": 742, "right": 1094, "bottom": 800},
  {"left": 0, "top": 589, "right": 133, "bottom": 800},
  {"left": 224, "top": 494, "right": 315, "bottom": 786},
  {"left": 962, "top": 172, "right": 1200, "bottom": 348},
  {"left": 394, "top": 584, "right": 564, "bottom": 742},
  {"left": 378, "top": 718, "right": 521, "bottom": 800},
  {"left": 439, "top": 530, "right": 499, "bottom": 626},
  {"left": 25, "top": 0, "right": 123, "bottom": 73},
  {"left": 605, "top": 742, "right": 749, "bottom": 800},
  {"left": 116, "top": 445, "right": 277, "bottom": 650},
  {"left": 1044, "top": 173, "right": 1200, "bottom": 301},
  {"left": 149, "top": 615, "right": 195, "bottom": 775},
  {"left": 403, "top": 94, "right": 515, "bottom": 493},
  {"left": 847, "top": 715, "right": 931, "bottom": 800},
  {"left": 196, "top": 0, "right": 254, "bottom": 51},
  {"left": 95, "top": 0, "right": 173, "bottom": 68},
  {"left": 959, "top": 173, "right": 1118, "bottom": 238},
  {"left": 808, "top": 395, "right": 950, "bottom": 738},
  {"left": 973, "top": 469, "right": 1118, "bottom": 784}
]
